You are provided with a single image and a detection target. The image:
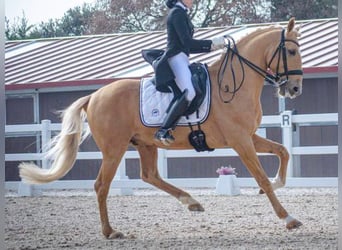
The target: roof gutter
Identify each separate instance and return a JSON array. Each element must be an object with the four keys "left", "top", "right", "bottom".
[
  {"left": 5, "top": 66, "right": 337, "bottom": 92},
  {"left": 303, "top": 66, "right": 338, "bottom": 79},
  {"left": 5, "top": 78, "right": 129, "bottom": 92}
]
